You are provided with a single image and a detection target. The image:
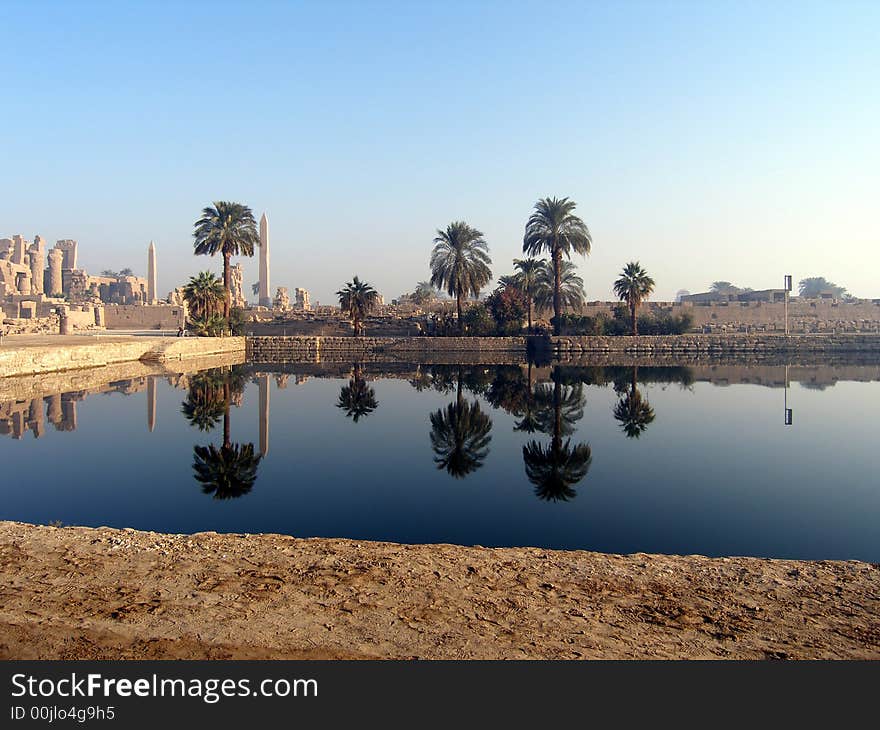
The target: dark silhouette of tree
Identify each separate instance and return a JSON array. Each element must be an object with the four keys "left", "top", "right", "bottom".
[
  {"left": 613, "top": 262, "right": 655, "bottom": 336},
  {"left": 337, "top": 364, "right": 379, "bottom": 422},
  {"left": 429, "top": 368, "right": 493, "bottom": 478},
  {"left": 181, "top": 370, "right": 226, "bottom": 431},
  {"left": 191, "top": 367, "right": 260, "bottom": 499},
  {"left": 612, "top": 367, "right": 655, "bottom": 438},
  {"left": 337, "top": 276, "right": 380, "bottom": 336},
  {"left": 521, "top": 373, "right": 591, "bottom": 501}
]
